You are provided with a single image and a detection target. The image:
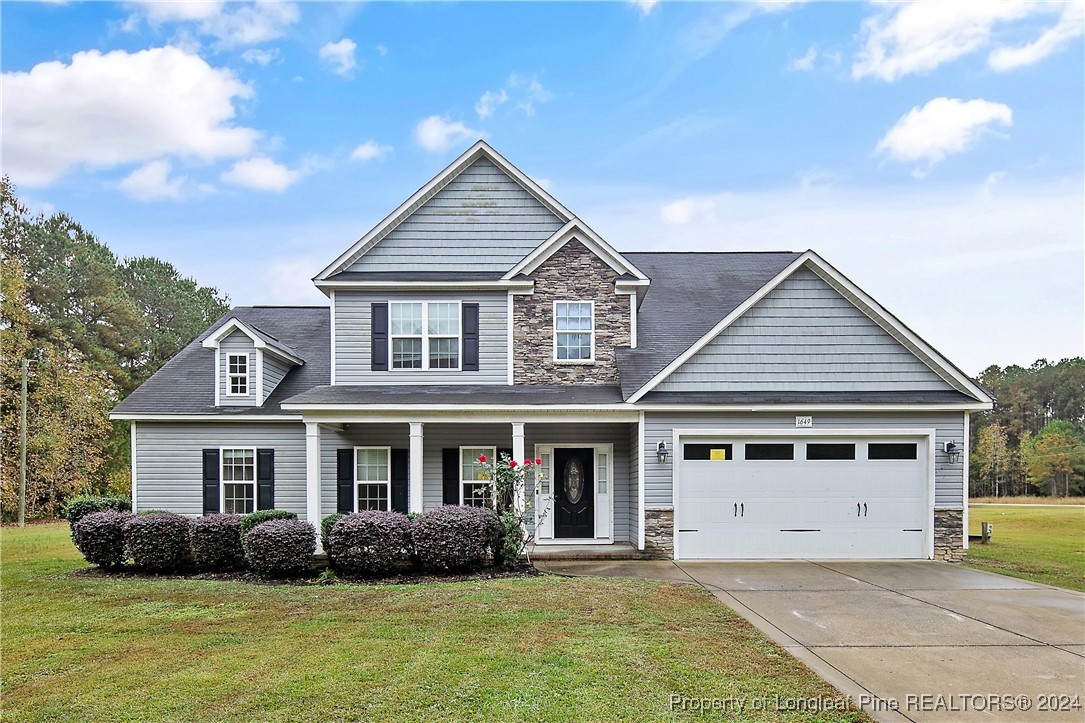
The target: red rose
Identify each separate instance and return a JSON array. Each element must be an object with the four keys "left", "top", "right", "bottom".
[
  {"left": 477, "top": 454, "right": 487, "bottom": 463},
  {"left": 535, "top": 458, "right": 543, "bottom": 465},
  {"left": 524, "top": 458, "right": 533, "bottom": 466},
  {"left": 509, "top": 460, "right": 518, "bottom": 468}
]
